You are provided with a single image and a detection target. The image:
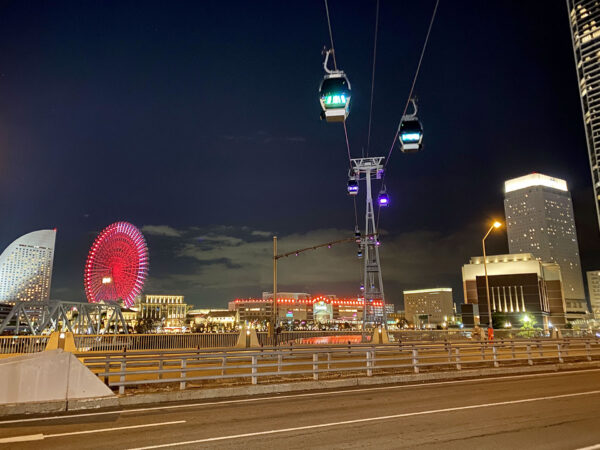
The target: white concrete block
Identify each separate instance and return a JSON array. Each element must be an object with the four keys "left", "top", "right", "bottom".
[{"left": 0, "top": 349, "right": 113, "bottom": 405}]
